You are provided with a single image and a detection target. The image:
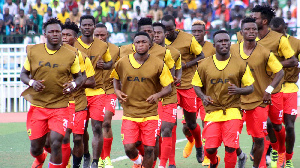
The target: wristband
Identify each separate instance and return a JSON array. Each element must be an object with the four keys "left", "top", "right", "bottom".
[
  {"left": 29, "top": 80, "right": 35, "bottom": 86},
  {"left": 71, "top": 81, "right": 76, "bottom": 88},
  {"left": 265, "top": 85, "right": 274, "bottom": 94}
]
